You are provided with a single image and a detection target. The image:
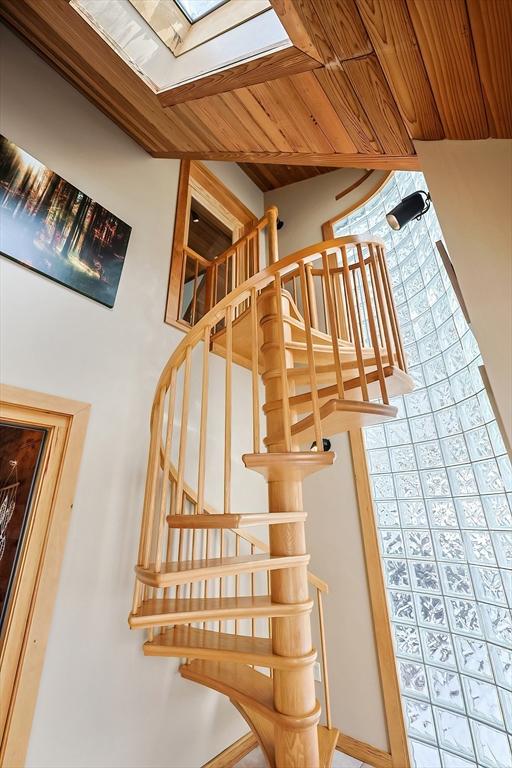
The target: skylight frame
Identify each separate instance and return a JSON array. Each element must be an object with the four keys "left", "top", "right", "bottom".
[{"left": 175, "top": 0, "right": 229, "bottom": 23}]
